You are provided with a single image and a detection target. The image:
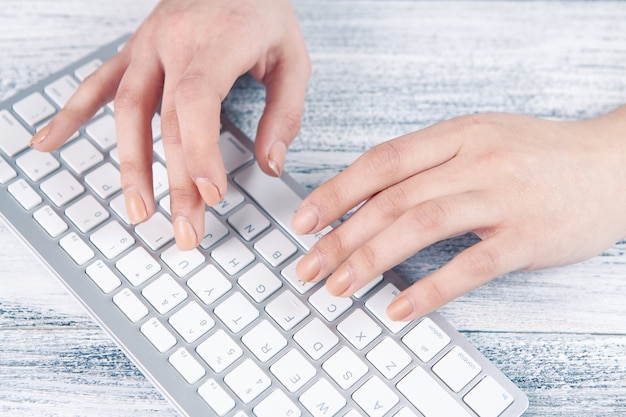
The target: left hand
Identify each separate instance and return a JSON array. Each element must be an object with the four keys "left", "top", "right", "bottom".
[{"left": 291, "top": 108, "right": 626, "bottom": 321}]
